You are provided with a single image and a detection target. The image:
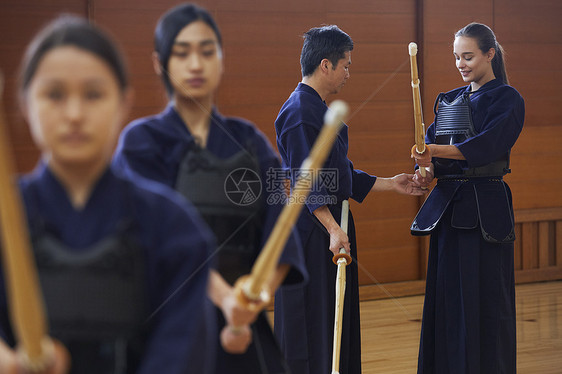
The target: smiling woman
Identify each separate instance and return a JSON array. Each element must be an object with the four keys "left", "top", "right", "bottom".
[
  {"left": 453, "top": 29, "right": 506, "bottom": 92},
  {"left": 454, "top": 36, "right": 496, "bottom": 90},
  {"left": 410, "top": 22, "right": 524, "bottom": 374}
]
